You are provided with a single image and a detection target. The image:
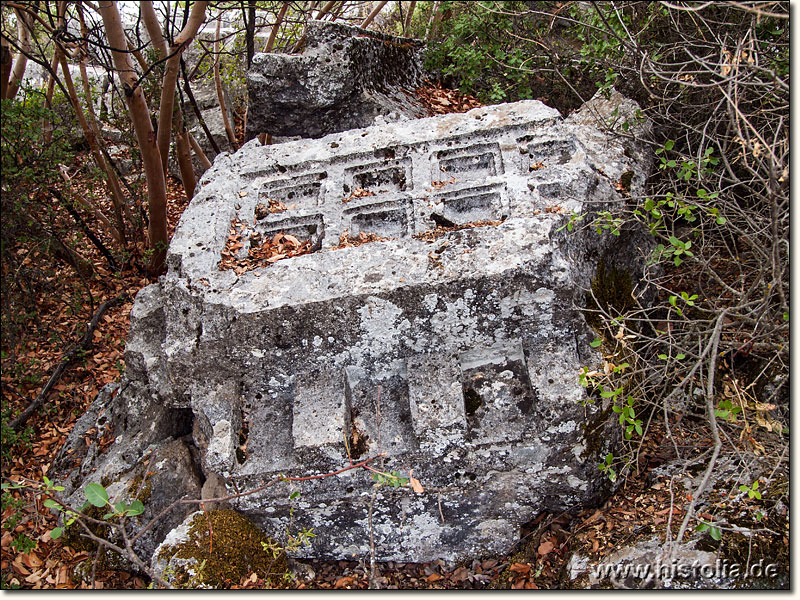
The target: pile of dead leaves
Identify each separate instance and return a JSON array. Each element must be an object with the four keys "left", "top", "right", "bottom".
[
  {"left": 254, "top": 199, "right": 288, "bottom": 220},
  {"left": 335, "top": 231, "right": 389, "bottom": 248},
  {"left": 218, "top": 218, "right": 313, "bottom": 275},
  {"left": 415, "top": 80, "right": 483, "bottom": 116},
  {"left": 341, "top": 188, "right": 376, "bottom": 204},
  {"left": 413, "top": 218, "right": 504, "bottom": 243}
]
